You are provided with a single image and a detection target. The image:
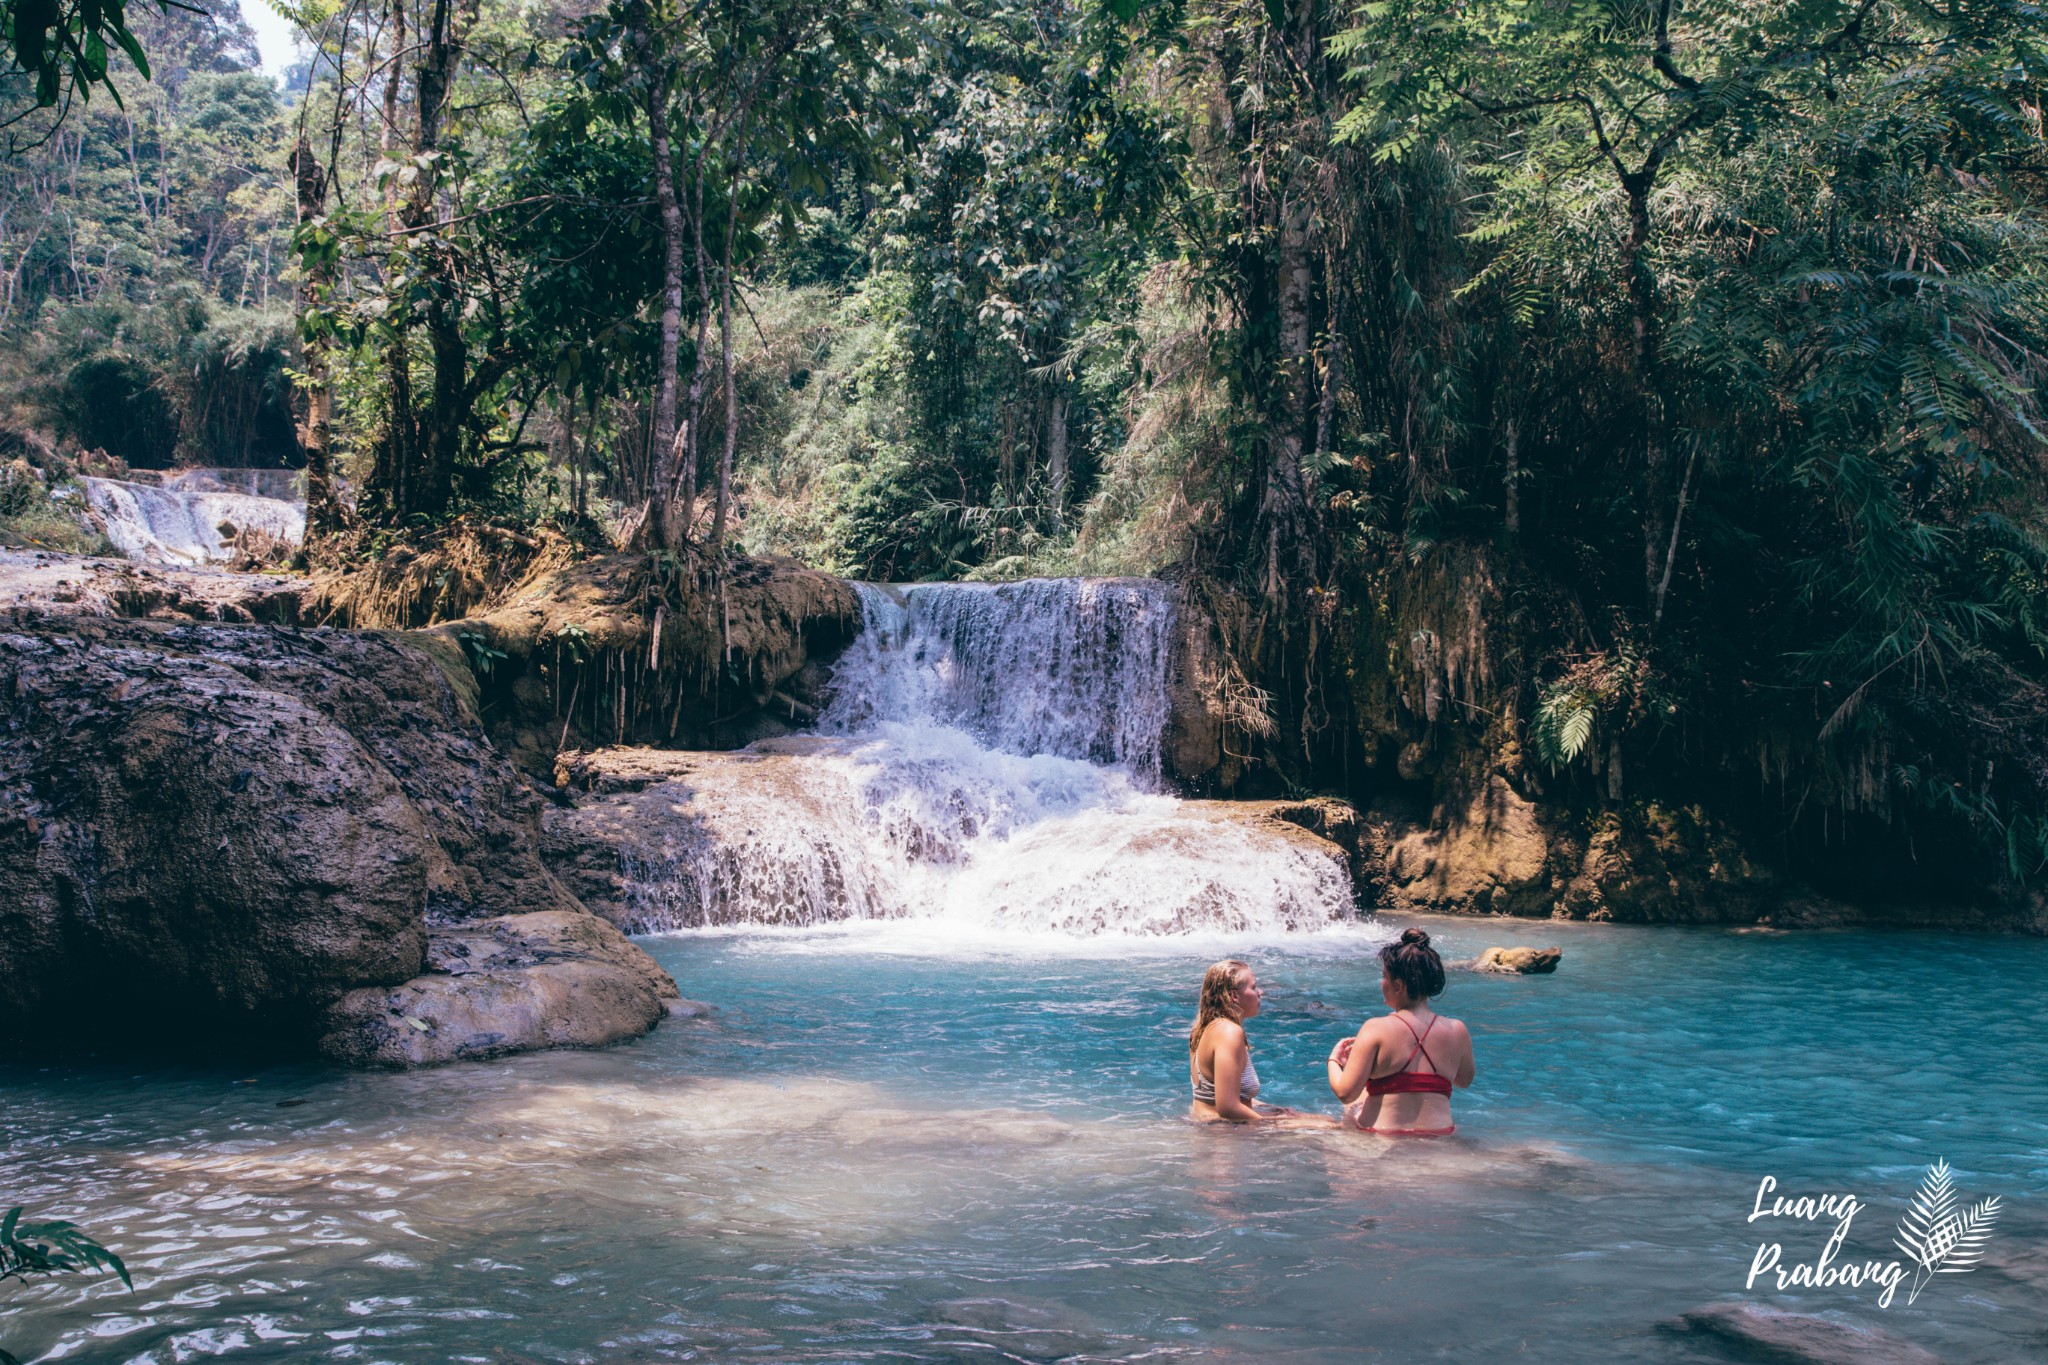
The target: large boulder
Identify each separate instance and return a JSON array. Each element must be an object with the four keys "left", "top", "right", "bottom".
[
  {"left": 0, "top": 610, "right": 673, "bottom": 1063},
  {"left": 0, "top": 619, "right": 430, "bottom": 1039},
  {"left": 320, "top": 912, "right": 676, "bottom": 1066},
  {"left": 1471, "top": 945, "right": 1562, "bottom": 974}
]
